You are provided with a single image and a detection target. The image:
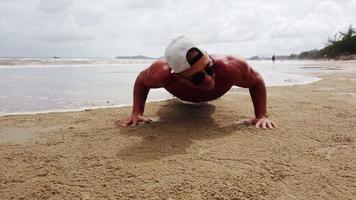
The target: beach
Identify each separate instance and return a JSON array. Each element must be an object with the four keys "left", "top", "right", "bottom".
[{"left": 1, "top": 66, "right": 356, "bottom": 199}]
